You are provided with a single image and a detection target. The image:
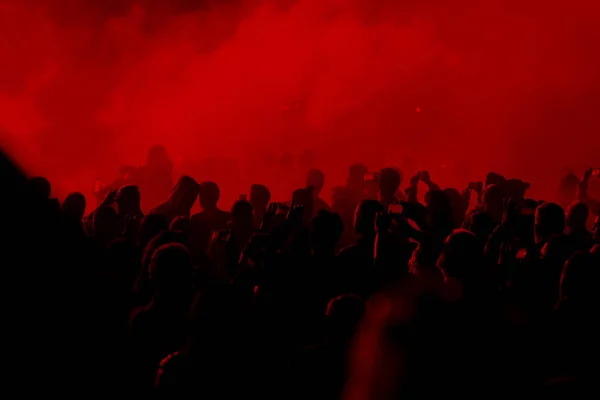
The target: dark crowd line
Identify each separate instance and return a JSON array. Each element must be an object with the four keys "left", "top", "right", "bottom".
[{"left": 2, "top": 146, "right": 599, "bottom": 399}]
